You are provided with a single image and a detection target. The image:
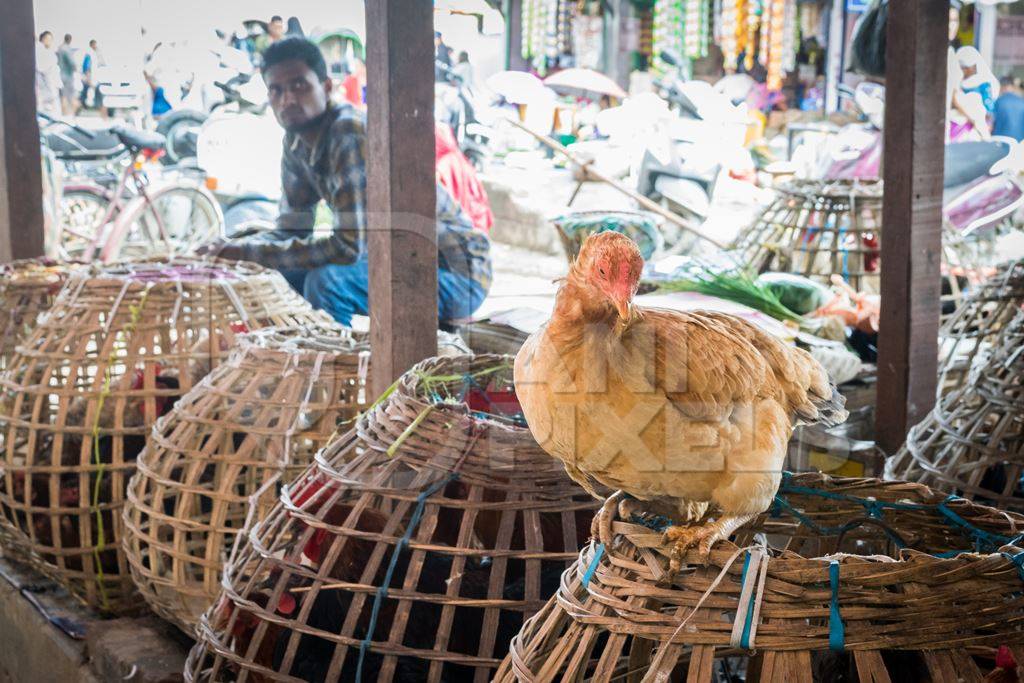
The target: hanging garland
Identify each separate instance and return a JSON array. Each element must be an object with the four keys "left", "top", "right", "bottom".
[
  {"left": 758, "top": 0, "right": 772, "bottom": 67},
  {"left": 766, "top": 0, "right": 787, "bottom": 90},
  {"left": 720, "top": 0, "right": 739, "bottom": 70},
  {"left": 735, "top": 0, "right": 748, "bottom": 69},
  {"left": 781, "top": 0, "right": 798, "bottom": 74},
  {"left": 520, "top": 0, "right": 574, "bottom": 75},
  {"left": 745, "top": 0, "right": 760, "bottom": 71},
  {"left": 684, "top": 0, "right": 703, "bottom": 59},
  {"left": 652, "top": 0, "right": 683, "bottom": 72},
  {"left": 521, "top": 0, "right": 535, "bottom": 60},
  {"left": 700, "top": 0, "right": 712, "bottom": 59}
]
